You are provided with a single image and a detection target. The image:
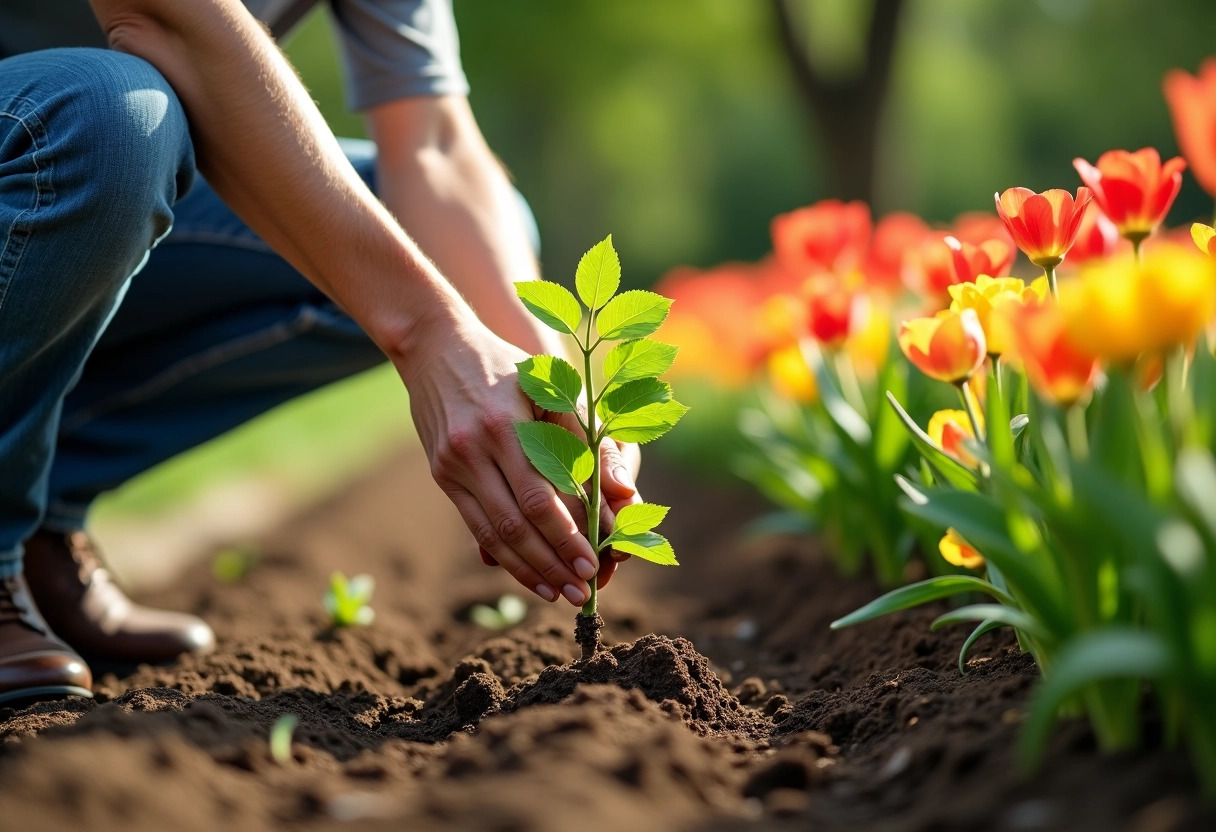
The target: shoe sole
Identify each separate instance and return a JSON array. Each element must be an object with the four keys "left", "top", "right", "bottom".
[{"left": 0, "top": 685, "right": 94, "bottom": 707}]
